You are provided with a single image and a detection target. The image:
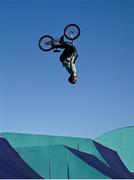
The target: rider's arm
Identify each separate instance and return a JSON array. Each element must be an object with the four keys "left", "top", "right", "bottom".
[
  {"left": 70, "top": 56, "right": 75, "bottom": 68},
  {"left": 74, "top": 51, "right": 79, "bottom": 63}
]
